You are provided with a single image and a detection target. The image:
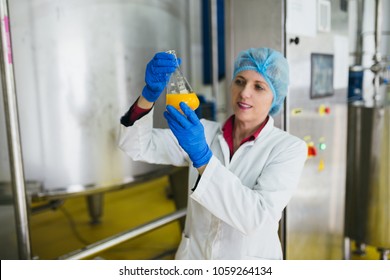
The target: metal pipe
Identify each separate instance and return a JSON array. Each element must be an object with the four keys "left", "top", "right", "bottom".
[
  {"left": 31, "top": 166, "right": 182, "bottom": 202},
  {"left": 0, "top": 0, "right": 31, "bottom": 259},
  {"left": 59, "top": 208, "right": 187, "bottom": 260},
  {"left": 224, "top": 0, "right": 234, "bottom": 117},
  {"left": 371, "top": 0, "right": 382, "bottom": 103},
  {"left": 280, "top": 0, "right": 287, "bottom": 259},
  {"left": 210, "top": 0, "right": 219, "bottom": 104},
  {"left": 343, "top": 237, "right": 351, "bottom": 260},
  {"left": 374, "top": 0, "right": 382, "bottom": 63},
  {"left": 355, "top": 0, "right": 364, "bottom": 66}
]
